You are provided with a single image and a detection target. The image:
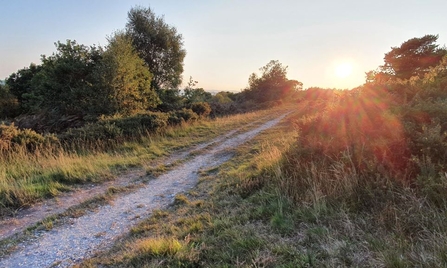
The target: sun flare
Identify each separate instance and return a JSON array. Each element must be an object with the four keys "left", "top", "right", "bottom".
[{"left": 335, "top": 63, "right": 353, "bottom": 78}]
